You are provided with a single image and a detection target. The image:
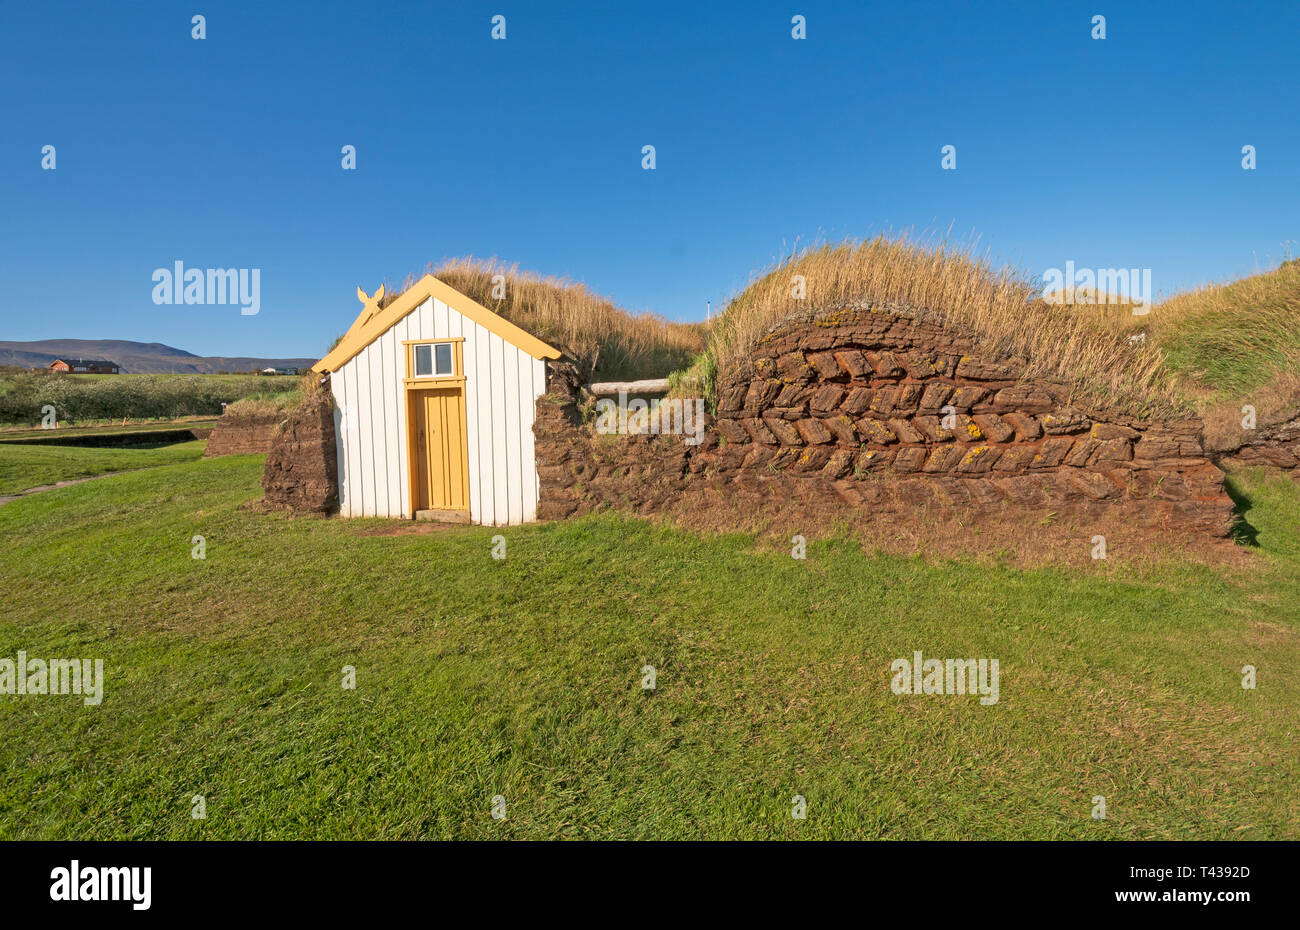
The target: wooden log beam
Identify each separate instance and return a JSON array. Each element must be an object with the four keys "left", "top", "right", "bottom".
[{"left": 586, "top": 379, "right": 672, "bottom": 396}]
